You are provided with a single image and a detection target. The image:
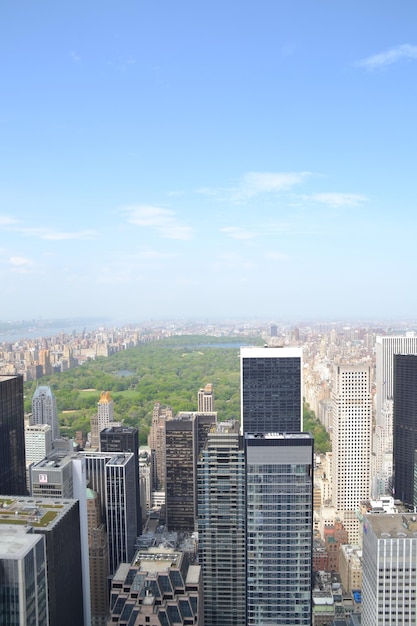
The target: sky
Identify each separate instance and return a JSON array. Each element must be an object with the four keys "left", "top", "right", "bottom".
[{"left": 1, "top": 1, "right": 417, "bottom": 323}]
